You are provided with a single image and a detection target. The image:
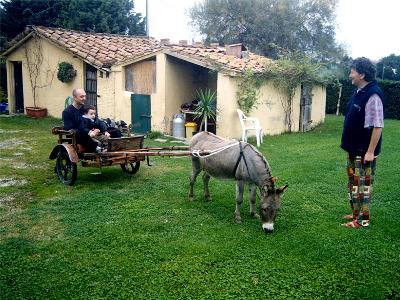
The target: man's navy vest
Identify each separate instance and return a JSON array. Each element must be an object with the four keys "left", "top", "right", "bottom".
[{"left": 341, "top": 81, "right": 384, "bottom": 157}]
